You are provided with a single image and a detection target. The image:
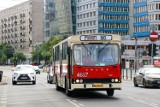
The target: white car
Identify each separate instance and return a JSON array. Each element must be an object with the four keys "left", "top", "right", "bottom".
[{"left": 12, "top": 65, "right": 36, "bottom": 85}]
